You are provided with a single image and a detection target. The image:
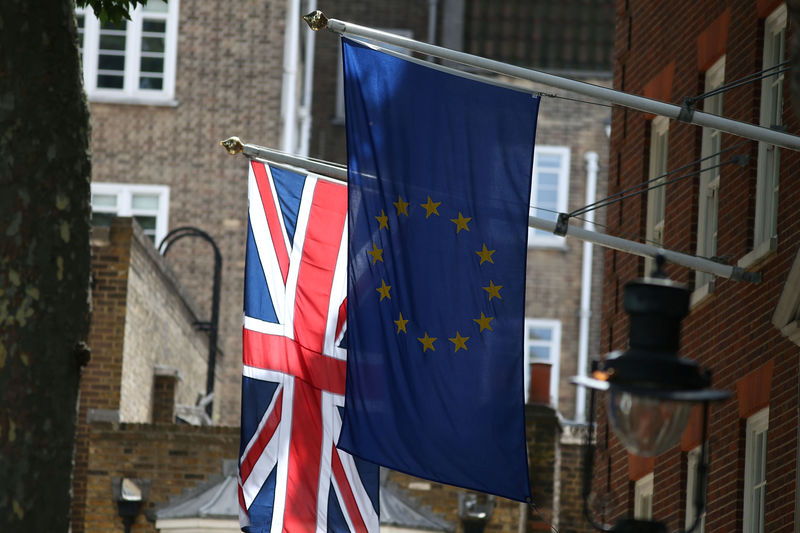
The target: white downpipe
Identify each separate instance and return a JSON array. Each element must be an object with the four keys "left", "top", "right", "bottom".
[
  {"left": 575, "top": 152, "right": 598, "bottom": 423},
  {"left": 298, "top": 0, "right": 318, "bottom": 157},
  {"left": 281, "top": 0, "right": 301, "bottom": 152}
]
